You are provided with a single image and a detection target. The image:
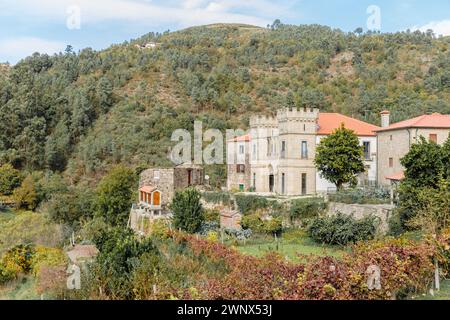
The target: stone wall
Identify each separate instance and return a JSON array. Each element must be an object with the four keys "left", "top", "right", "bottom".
[{"left": 327, "top": 202, "right": 395, "bottom": 234}]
